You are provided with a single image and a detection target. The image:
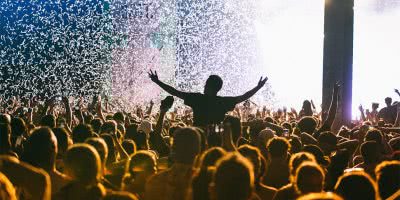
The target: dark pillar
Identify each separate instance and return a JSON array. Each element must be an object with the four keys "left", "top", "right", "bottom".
[{"left": 322, "top": 0, "right": 354, "bottom": 130}]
